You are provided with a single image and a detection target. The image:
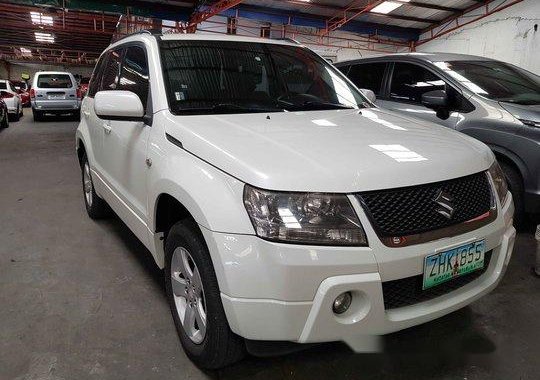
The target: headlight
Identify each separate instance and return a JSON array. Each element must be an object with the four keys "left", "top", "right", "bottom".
[
  {"left": 243, "top": 185, "right": 367, "bottom": 246},
  {"left": 488, "top": 160, "right": 509, "bottom": 205}
]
